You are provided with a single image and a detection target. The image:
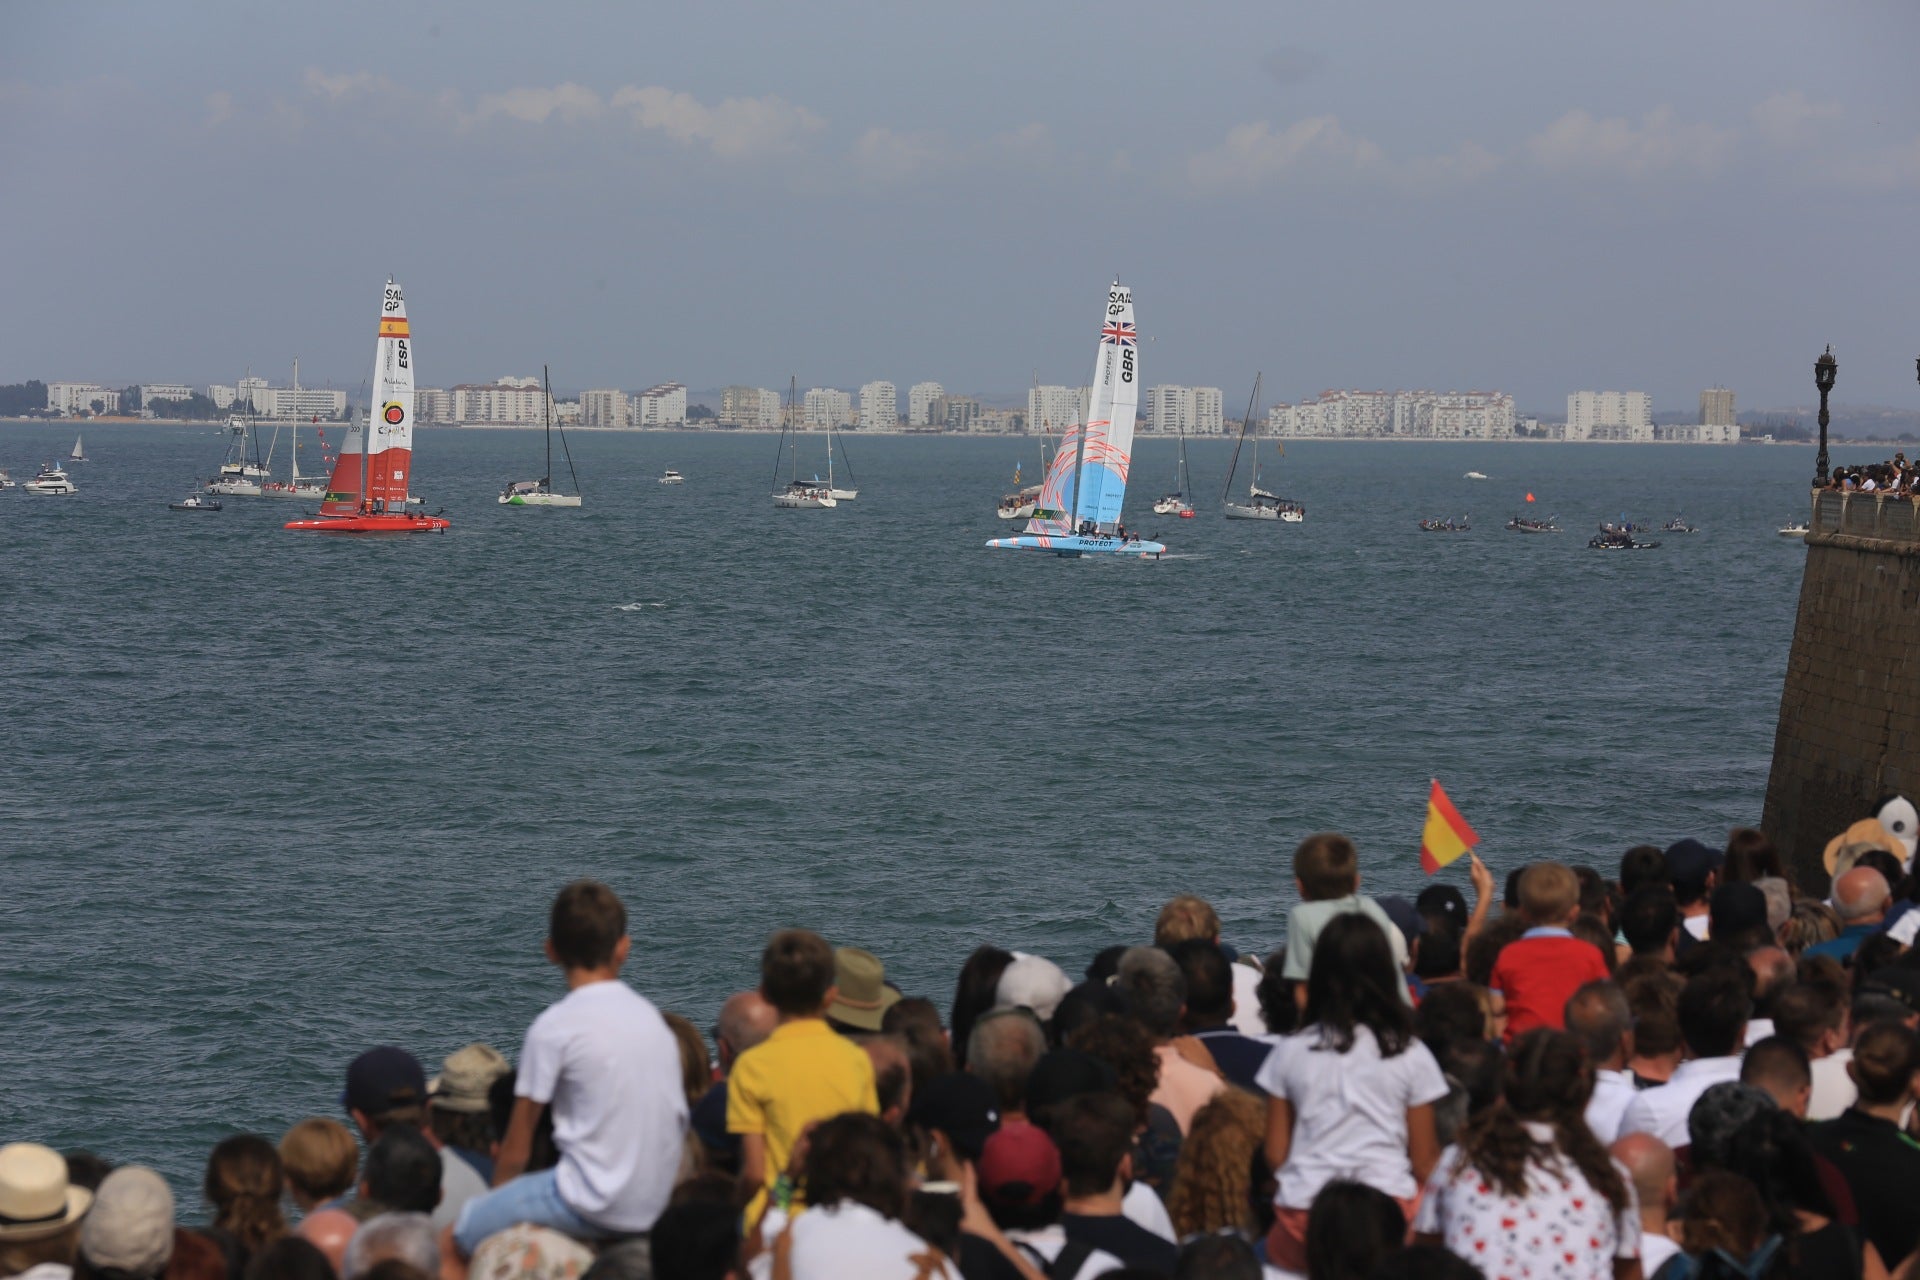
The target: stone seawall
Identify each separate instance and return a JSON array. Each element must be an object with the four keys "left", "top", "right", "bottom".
[{"left": 1764, "top": 491, "right": 1920, "bottom": 889}]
